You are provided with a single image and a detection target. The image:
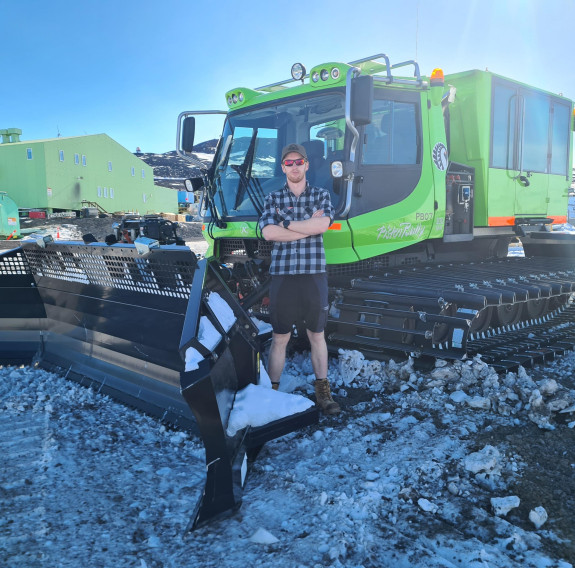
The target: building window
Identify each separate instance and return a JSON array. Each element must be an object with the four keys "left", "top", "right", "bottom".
[
  {"left": 141, "top": 169, "right": 145, "bottom": 178},
  {"left": 110, "top": 187, "right": 114, "bottom": 199},
  {"left": 103, "top": 187, "right": 108, "bottom": 198},
  {"left": 143, "top": 193, "right": 147, "bottom": 203},
  {"left": 26, "top": 148, "right": 33, "bottom": 160},
  {"left": 82, "top": 155, "right": 87, "bottom": 166},
  {"left": 108, "top": 161, "right": 112, "bottom": 172},
  {"left": 131, "top": 167, "right": 135, "bottom": 176},
  {"left": 59, "top": 150, "right": 64, "bottom": 162},
  {"left": 74, "top": 153, "right": 79, "bottom": 165},
  {"left": 97, "top": 186, "right": 102, "bottom": 197}
]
